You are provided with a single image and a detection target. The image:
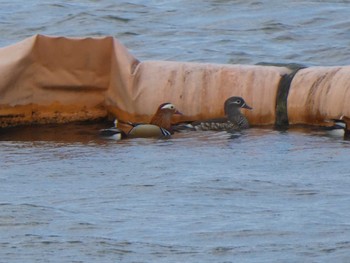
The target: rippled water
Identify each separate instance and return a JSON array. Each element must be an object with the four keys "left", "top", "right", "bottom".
[
  {"left": 1, "top": 1, "right": 350, "bottom": 262},
  {"left": 1, "top": 0, "right": 350, "bottom": 66},
  {"left": 1, "top": 123, "right": 350, "bottom": 262}
]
